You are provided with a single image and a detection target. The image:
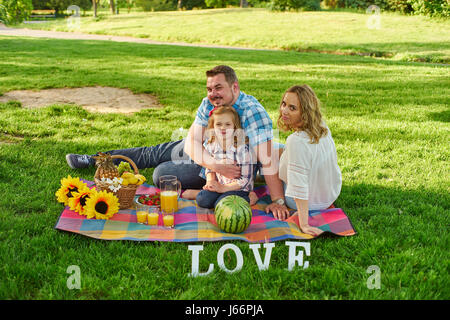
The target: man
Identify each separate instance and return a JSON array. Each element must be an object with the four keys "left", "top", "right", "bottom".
[{"left": 66, "top": 65, "right": 289, "bottom": 219}]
